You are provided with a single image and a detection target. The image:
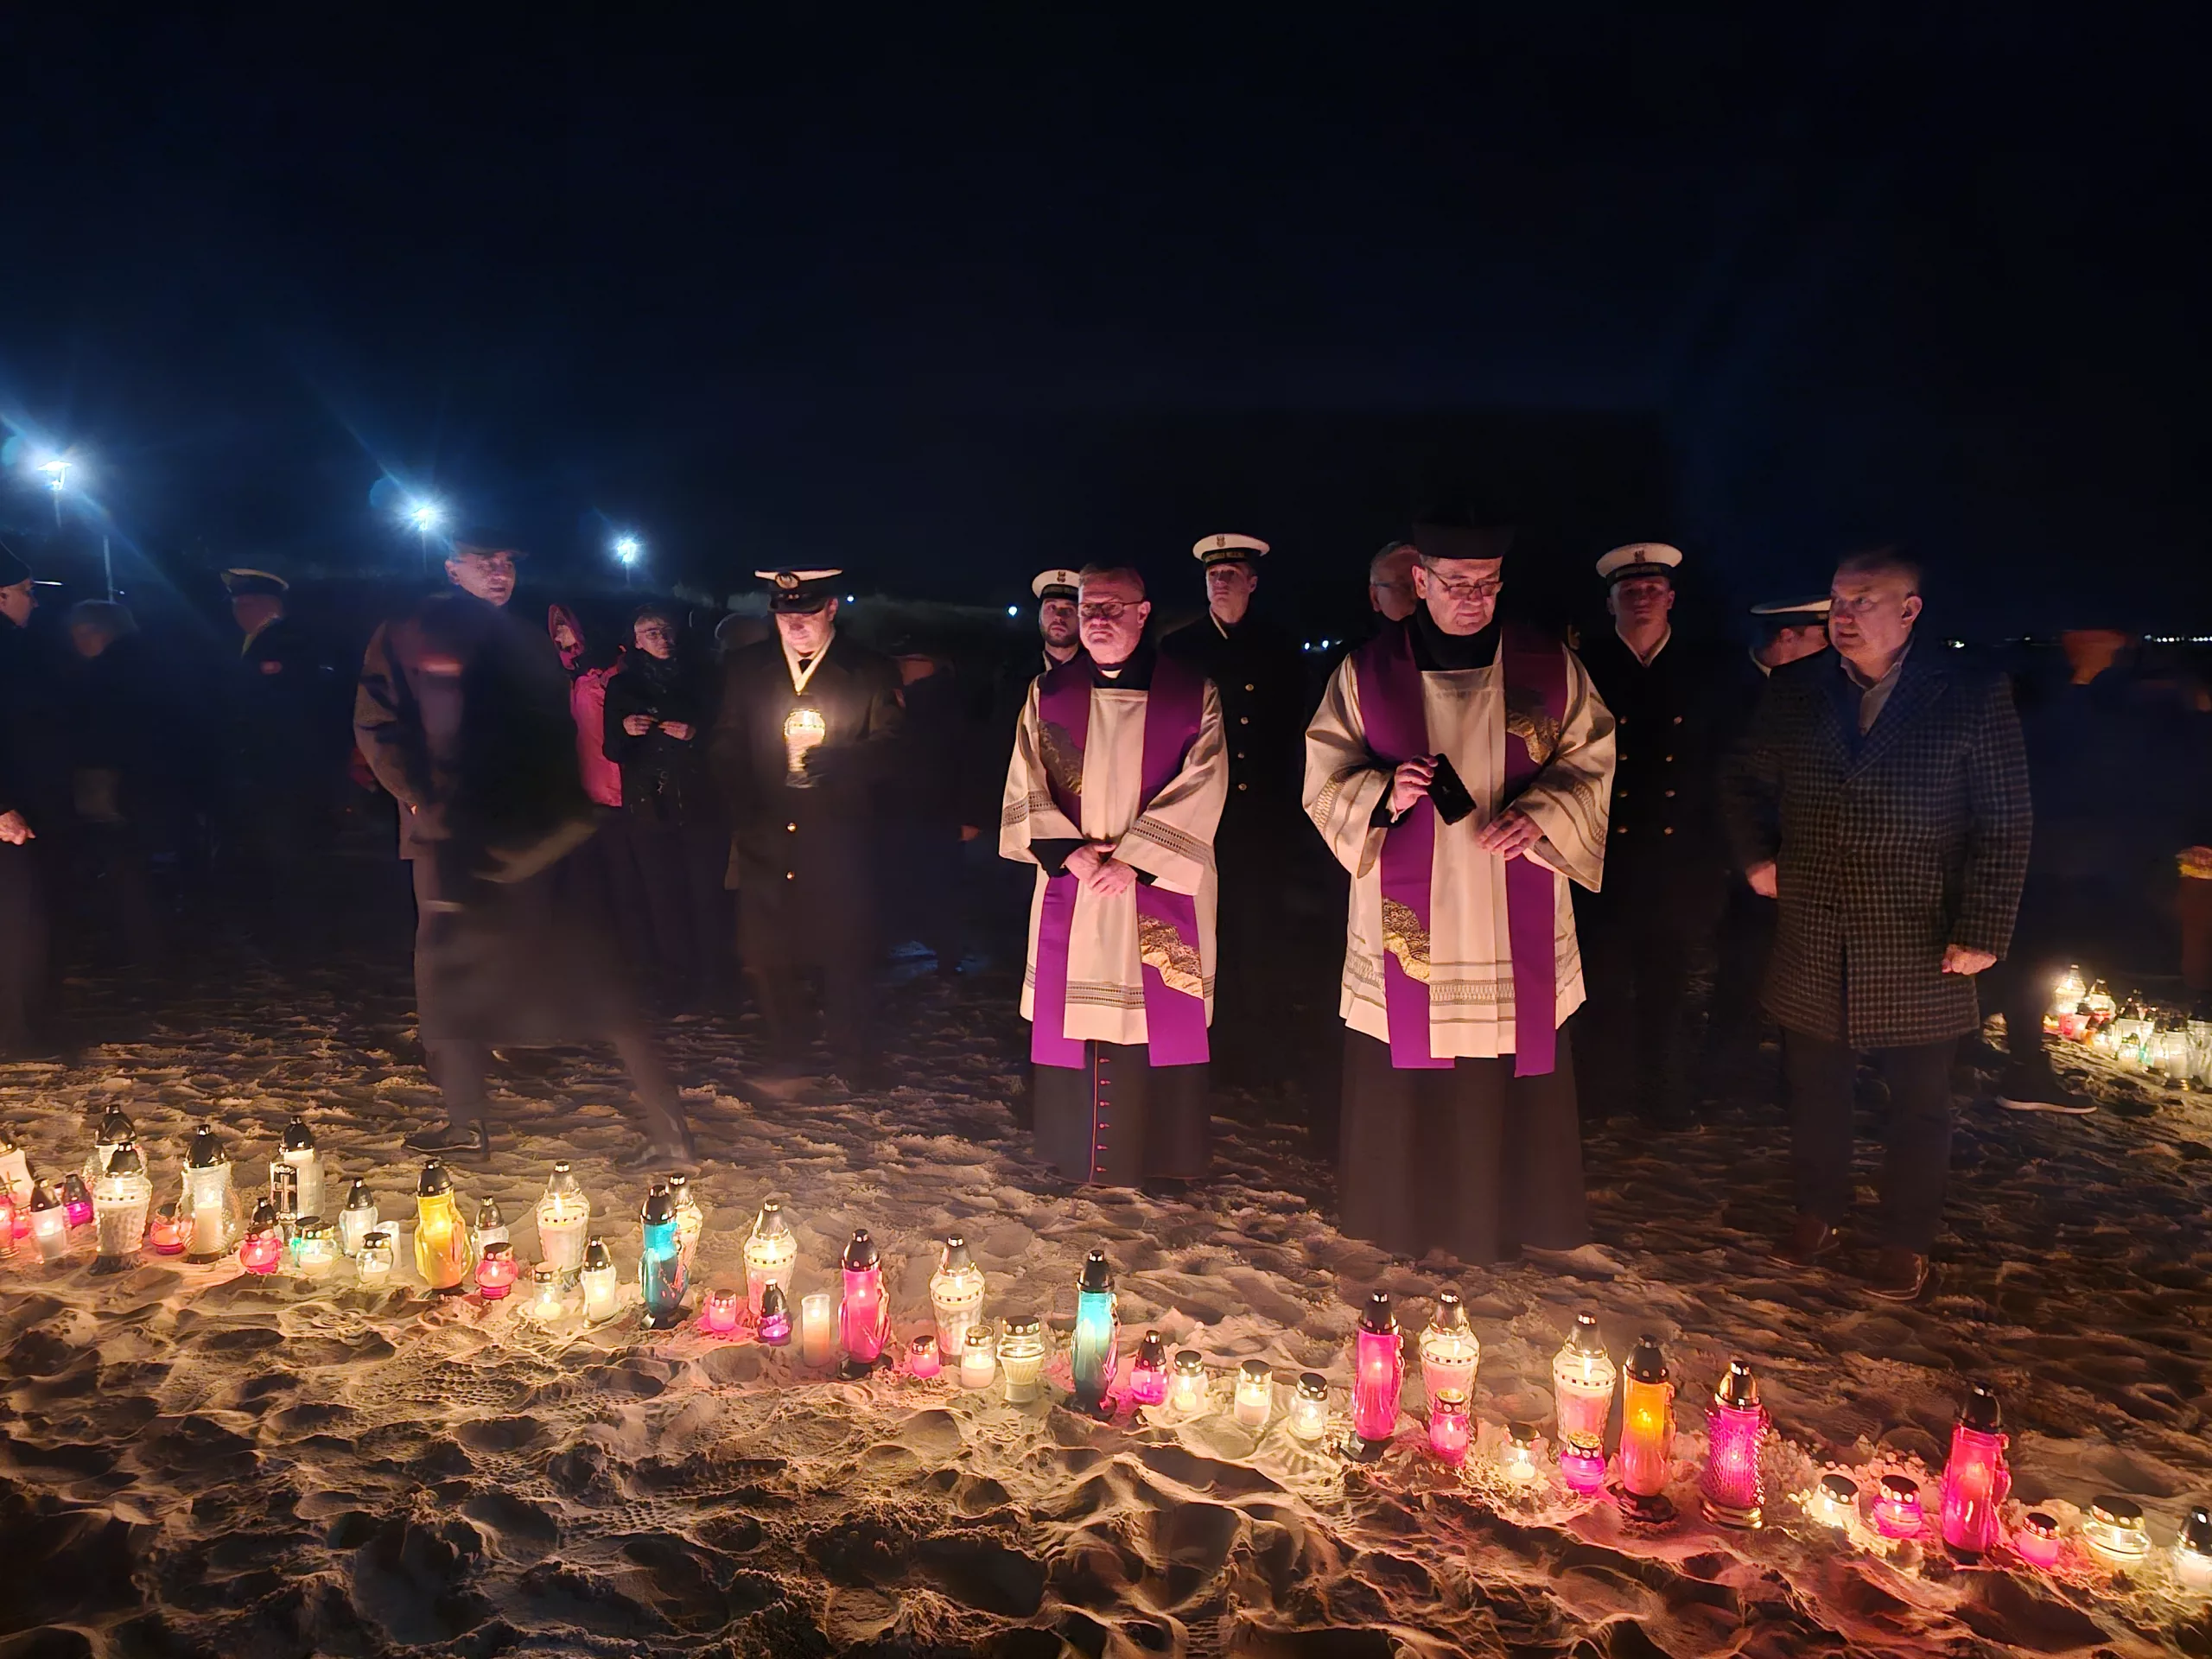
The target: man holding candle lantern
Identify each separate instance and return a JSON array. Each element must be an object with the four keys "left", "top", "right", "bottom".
[
  {"left": 709, "top": 568, "right": 904, "bottom": 1080},
  {"left": 1303, "top": 513, "right": 1617, "bottom": 1265},
  {"left": 1001, "top": 563, "right": 1229, "bottom": 1186},
  {"left": 1723, "top": 547, "right": 2030, "bottom": 1300}
]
